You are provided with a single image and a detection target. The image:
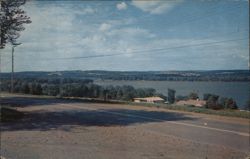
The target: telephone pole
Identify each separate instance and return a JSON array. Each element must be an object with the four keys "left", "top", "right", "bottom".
[{"left": 11, "top": 43, "right": 21, "bottom": 93}]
